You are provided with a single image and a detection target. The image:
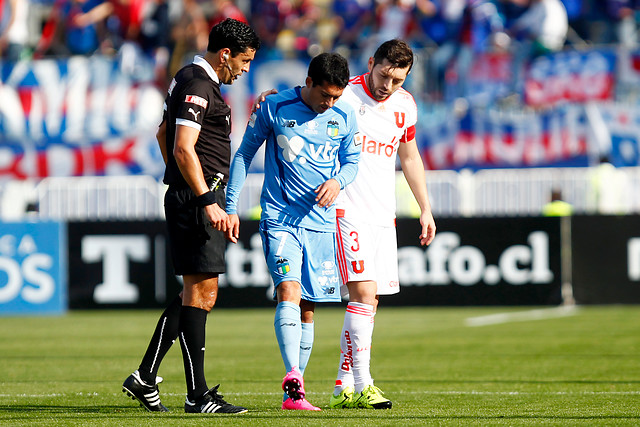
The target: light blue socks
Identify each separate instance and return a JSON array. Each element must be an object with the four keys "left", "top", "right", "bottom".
[{"left": 274, "top": 301, "right": 301, "bottom": 373}]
